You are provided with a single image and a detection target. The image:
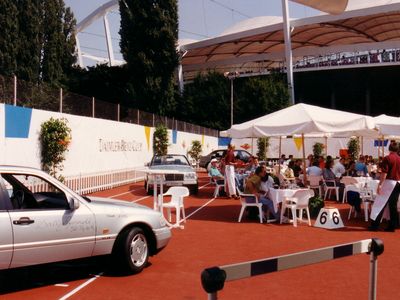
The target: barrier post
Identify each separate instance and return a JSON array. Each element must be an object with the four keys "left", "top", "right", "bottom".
[
  {"left": 368, "top": 238, "right": 384, "bottom": 300},
  {"left": 201, "top": 267, "right": 226, "bottom": 300},
  {"left": 201, "top": 238, "right": 384, "bottom": 299}
]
